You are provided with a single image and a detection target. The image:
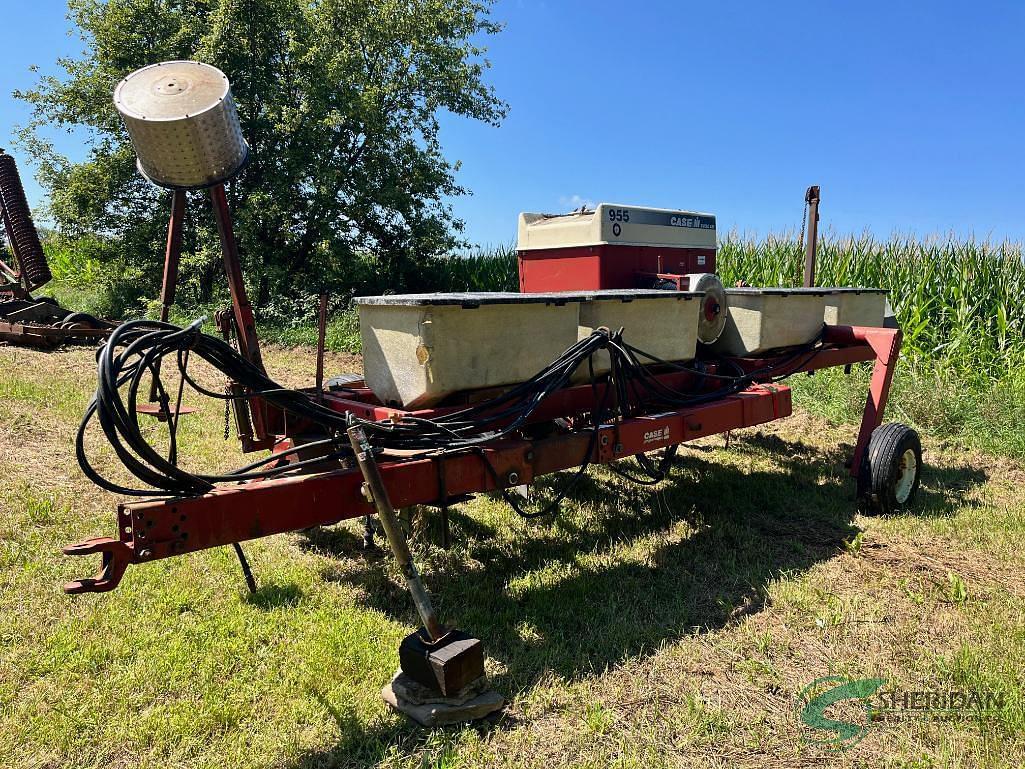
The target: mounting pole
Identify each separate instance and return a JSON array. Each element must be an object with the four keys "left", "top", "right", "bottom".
[
  {"left": 347, "top": 417, "right": 445, "bottom": 641},
  {"left": 158, "top": 190, "right": 187, "bottom": 324},
  {"left": 210, "top": 184, "right": 264, "bottom": 372},
  {"left": 147, "top": 190, "right": 188, "bottom": 406},
  {"left": 210, "top": 183, "right": 272, "bottom": 447},
  {"left": 803, "top": 185, "right": 820, "bottom": 287},
  {"left": 315, "top": 292, "right": 328, "bottom": 403}
]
